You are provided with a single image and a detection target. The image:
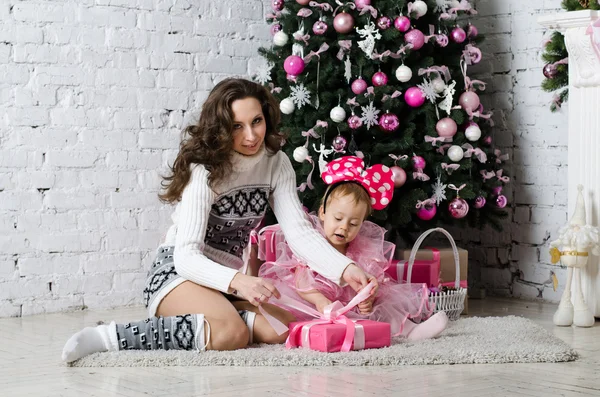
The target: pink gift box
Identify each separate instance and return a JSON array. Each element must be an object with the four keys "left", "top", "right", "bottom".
[
  {"left": 257, "top": 225, "right": 283, "bottom": 262},
  {"left": 385, "top": 258, "right": 440, "bottom": 287},
  {"left": 287, "top": 319, "right": 390, "bottom": 353}
]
